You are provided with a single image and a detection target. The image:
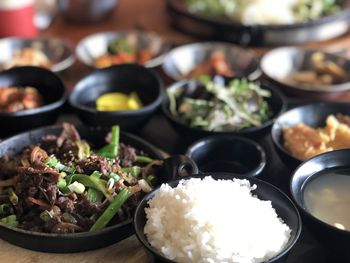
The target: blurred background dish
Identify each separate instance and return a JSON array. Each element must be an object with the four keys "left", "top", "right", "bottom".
[
  {"left": 0, "top": 66, "right": 66, "bottom": 136},
  {"left": 261, "top": 46, "right": 350, "bottom": 101},
  {"left": 162, "top": 42, "right": 260, "bottom": 81},
  {"left": 76, "top": 31, "right": 168, "bottom": 69},
  {"left": 57, "top": 0, "right": 117, "bottom": 24},
  {"left": 167, "top": 0, "right": 350, "bottom": 46},
  {"left": 186, "top": 135, "right": 266, "bottom": 177},
  {"left": 0, "top": 37, "right": 74, "bottom": 72},
  {"left": 69, "top": 64, "right": 163, "bottom": 131},
  {"left": 291, "top": 149, "right": 350, "bottom": 261},
  {"left": 271, "top": 102, "right": 350, "bottom": 170}
]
